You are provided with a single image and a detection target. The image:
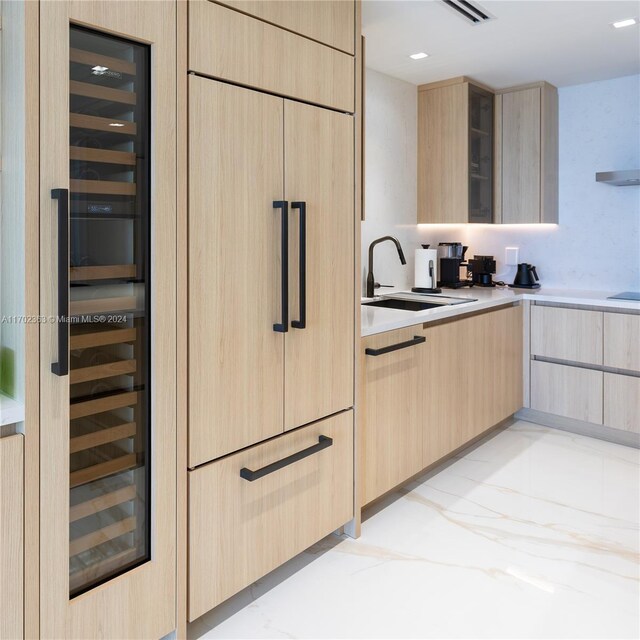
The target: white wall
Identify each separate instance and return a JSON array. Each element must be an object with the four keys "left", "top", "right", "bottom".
[
  {"left": 361, "top": 69, "right": 417, "bottom": 292},
  {"left": 362, "top": 71, "right": 640, "bottom": 294}
]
